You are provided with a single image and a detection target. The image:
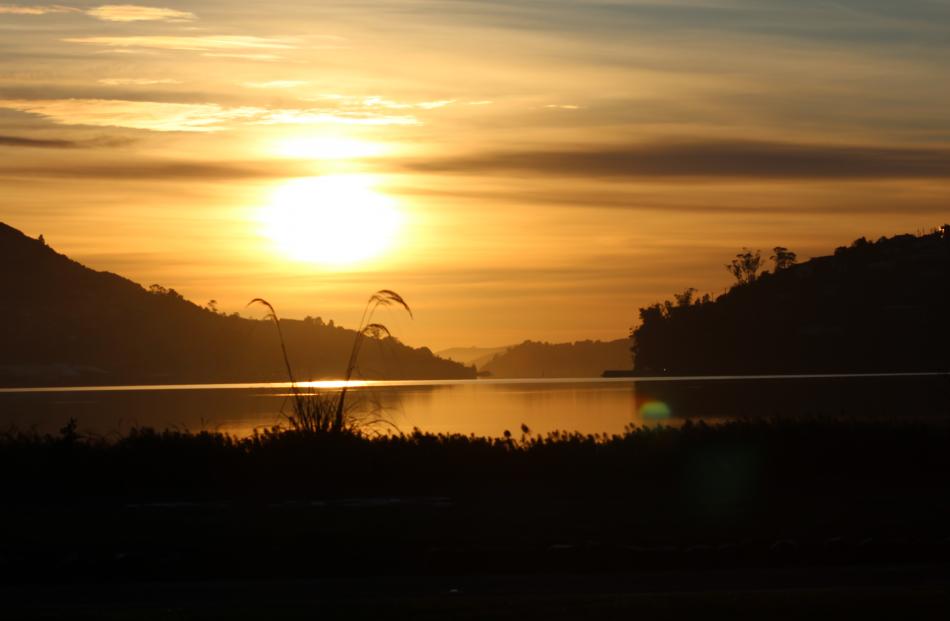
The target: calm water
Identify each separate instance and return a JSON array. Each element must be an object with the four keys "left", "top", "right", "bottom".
[{"left": 0, "top": 374, "right": 947, "bottom": 437}]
